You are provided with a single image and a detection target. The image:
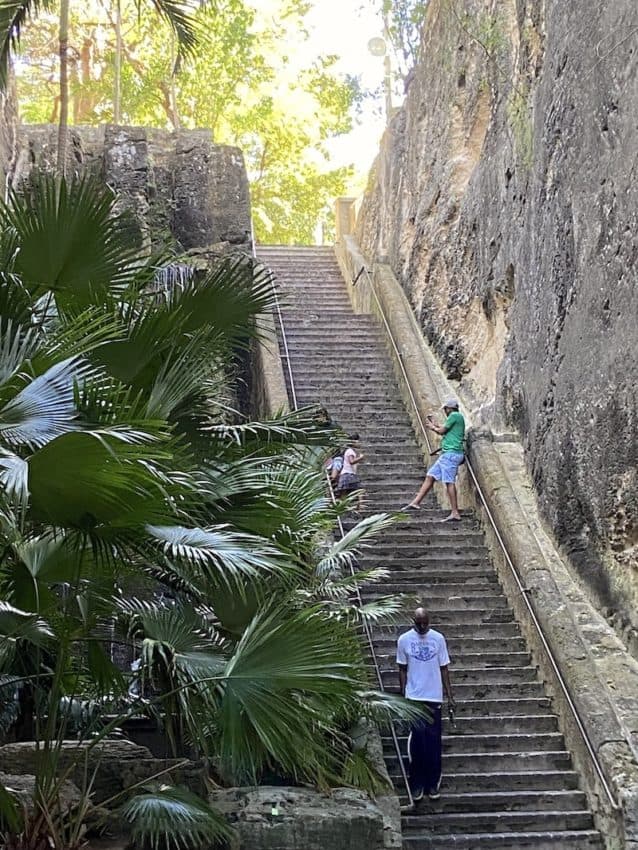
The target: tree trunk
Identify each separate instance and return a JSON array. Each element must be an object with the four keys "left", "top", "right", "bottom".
[
  {"left": 56, "top": 0, "right": 70, "bottom": 175},
  {"left": 114, "top": 0, "right": 122, "bottom": 123},
  {"left": 169, "top": 33, "right": 180, "bottom": 130}
]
